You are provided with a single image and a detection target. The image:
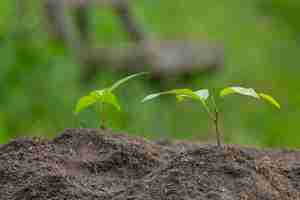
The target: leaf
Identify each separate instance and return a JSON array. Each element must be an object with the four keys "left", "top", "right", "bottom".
[
  {"left": 175, "top": 89, "right": 209, "bottom": 104},
  {"left": 109, "top": 72, "right": 148, "bottom": 91},
  {"left": 74, "top": 71, "right": 145, "bottom": 115},
  {"left": 91, "top": 89, "right": 121, "bottom": 110},
  {"left": 142, "top": 88, "right": 212, "bottom": 117},
  {"left": 220, "top": 87, "right": 259, "bottom": 98},
  {"left": 142, "top": 88, "right": 209, "bottom": 103},
  {"left": 176, "top": 94, "right": 186, "bottom": 102},
  {"left": 167, "top": 89, "right": 199, "bottom": 101},
  {"left": 90, "top": 89, "right": 106, "bottom": 98},
  {"left": 167, "top": 89, "right": 197, "bottom": 96},
  {"left": 142, "top": 89, "right": 197, "bottom": 103},
  {"left": 220, "top": 86, "right": 280, "bottom": 109},
  {"left": 258, "top": 93, "right": 280, "bottom": 109},
  {"left": 142, "top": 93, "right": 163, "bottom": 102},
  {"left": 74, "top": 95, "right": 98, "bottom": 114},
  {"left": 101, "top": 92, "right": 121, "bottom": 110},
  {"left": 195, "top": 89, "right": 210, "bottom": 100}
]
